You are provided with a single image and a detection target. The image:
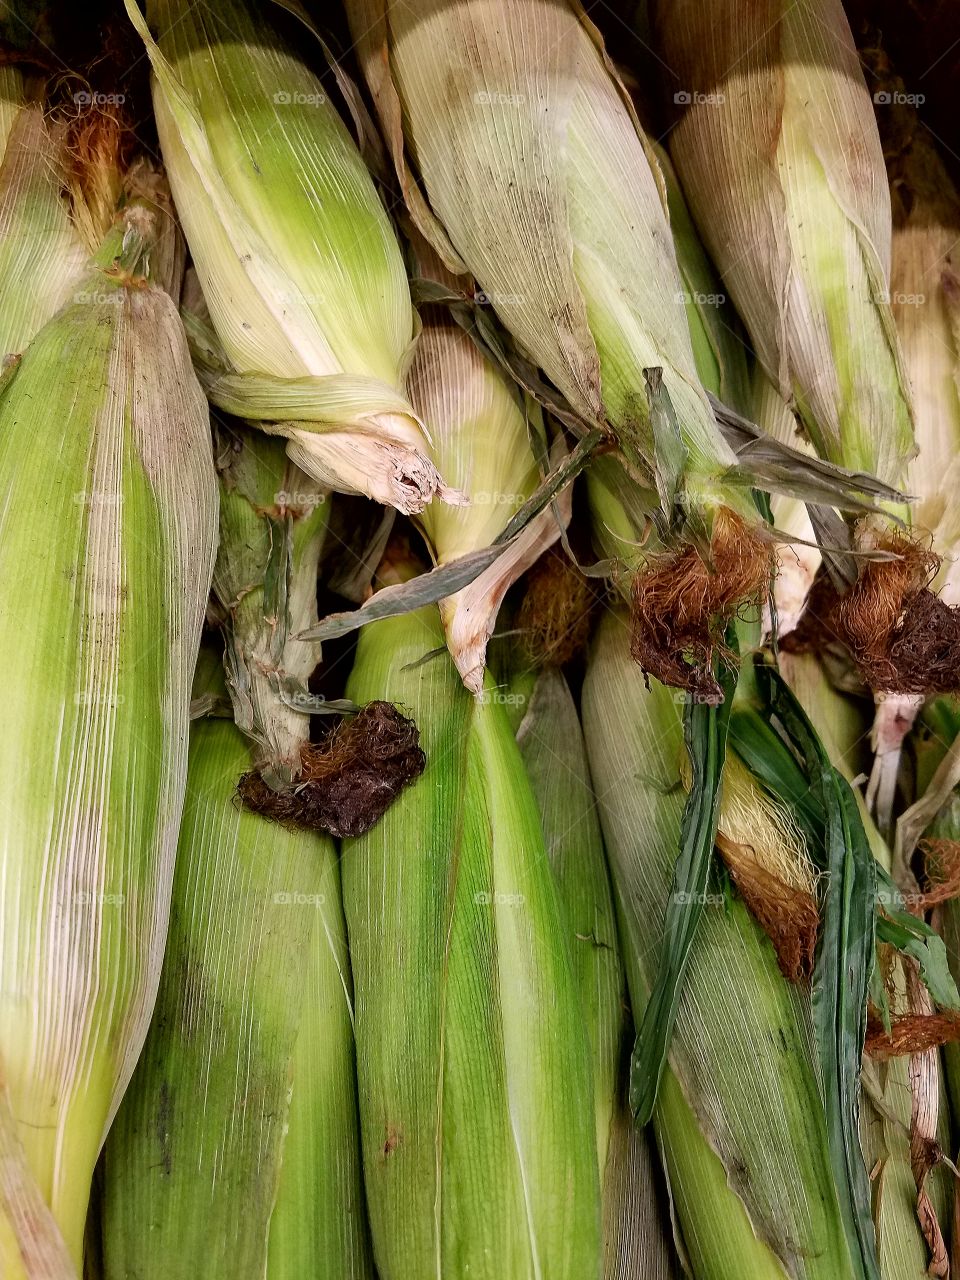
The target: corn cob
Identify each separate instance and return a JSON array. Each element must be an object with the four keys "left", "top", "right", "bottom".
[
  {"left": 583, "top": 610, "right": 859, "bottom": 1280},
  {"left": 347, "top": 0, "right": 772, "bottom": 698},
  {"left": 101, "top": 652, "right": 373, "bottom": 1279},
  {"left": 341, "top": 581, "right": 600, "bottom": 1279},
  {"left": 0, "top": 200, "right": 217, "bottom": 1270},
  {"left": 514, "top": 662, "right": 678, "bottom": 1276},
  {"left": 123, "top": 0, "right": 455, "bottom": 515}
]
